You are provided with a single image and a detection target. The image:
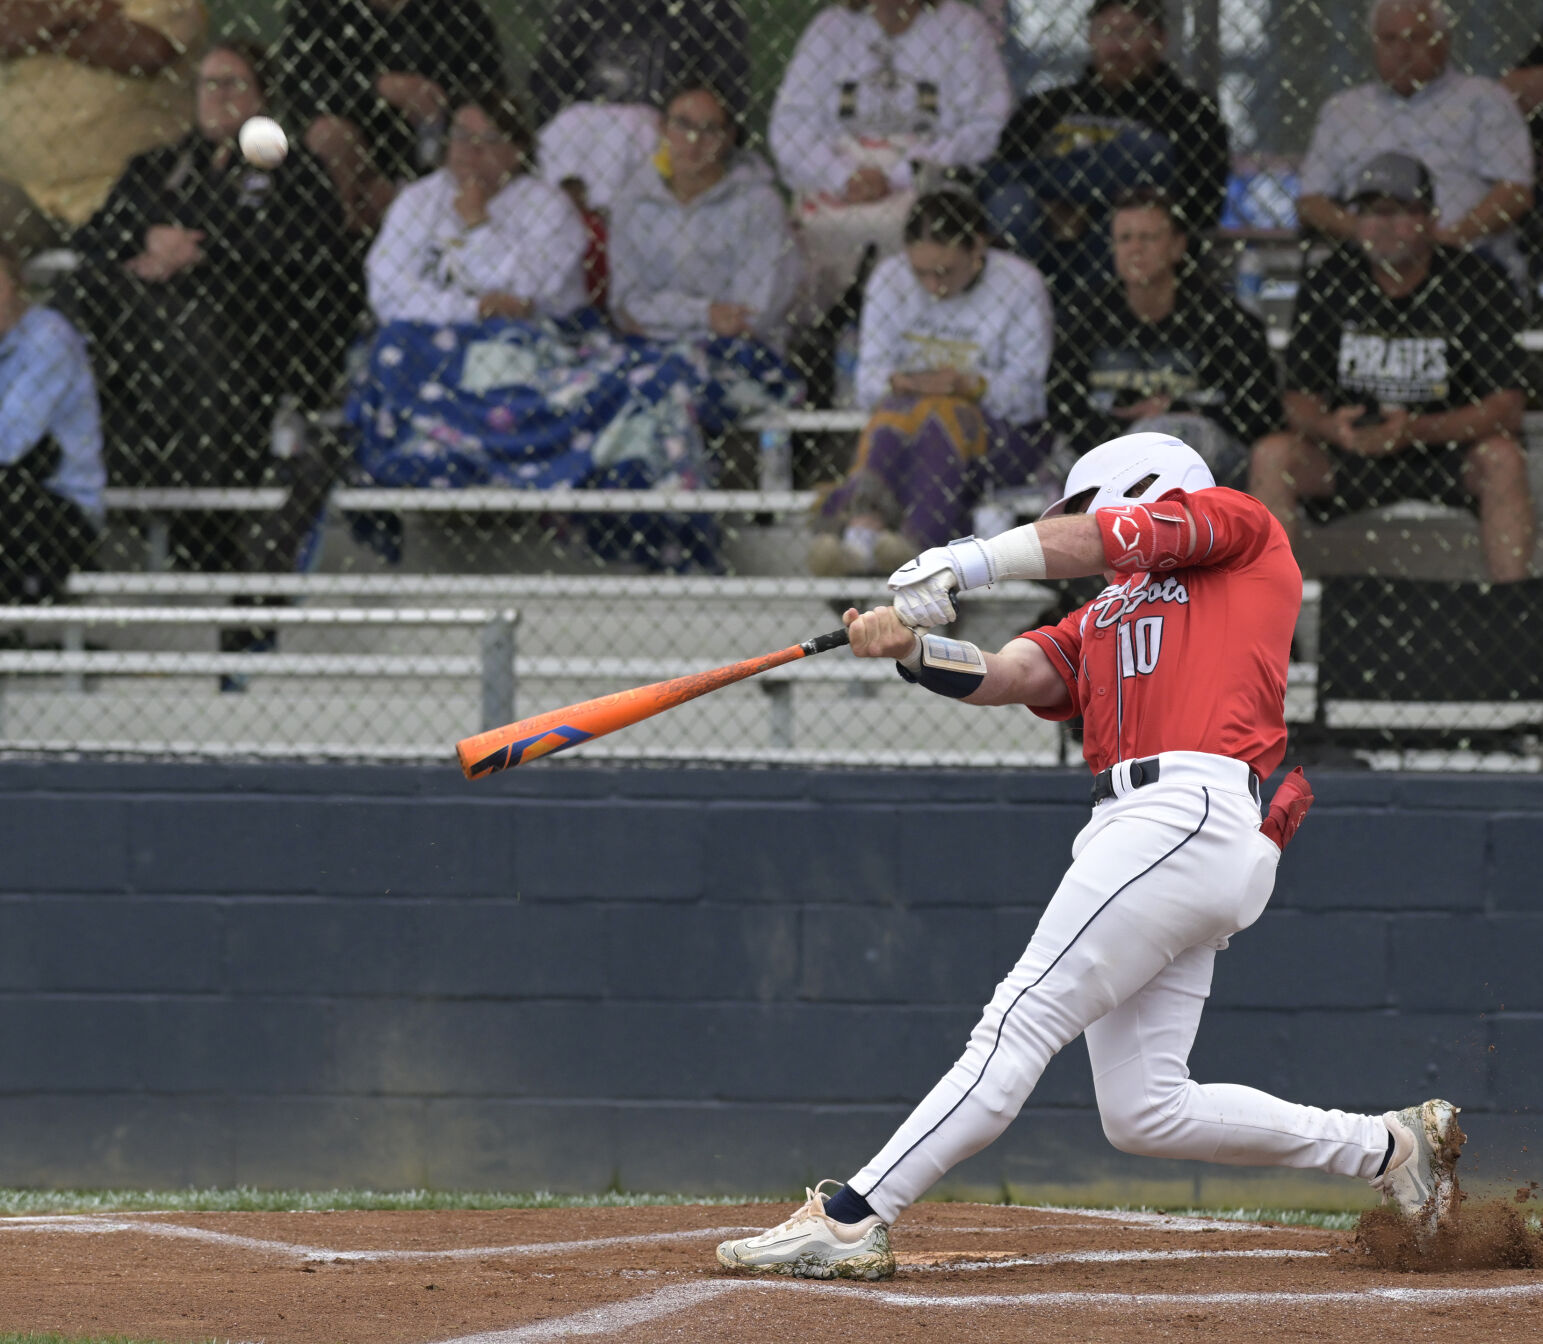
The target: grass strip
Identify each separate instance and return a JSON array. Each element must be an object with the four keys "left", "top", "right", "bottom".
[
  {"left": 0, "top": 1187, "right": 760, "bottom": 1215},
  {"left": 0, "top": 1335, "right": 171, "bottom": 1344}
]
